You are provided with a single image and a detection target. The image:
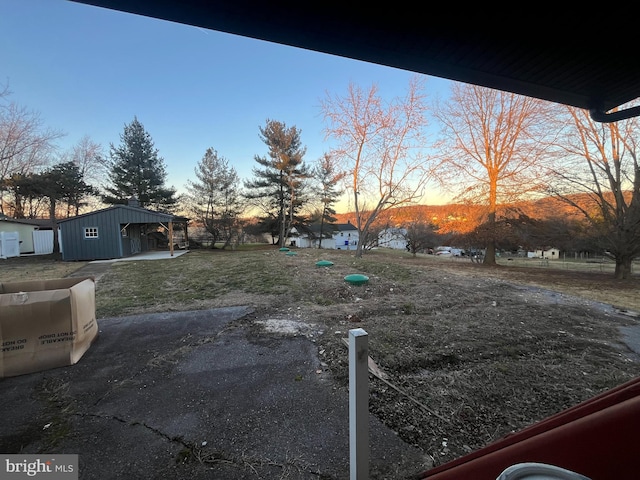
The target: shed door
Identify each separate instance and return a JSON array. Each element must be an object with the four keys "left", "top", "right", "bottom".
[{"left": 130, "top": 225, "right": 142, "bottom": 254}]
